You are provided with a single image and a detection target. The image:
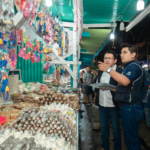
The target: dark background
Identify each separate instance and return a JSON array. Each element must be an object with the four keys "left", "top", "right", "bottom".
[{"left": 94, "top": 14, "right": 150, "bottom": 66}]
